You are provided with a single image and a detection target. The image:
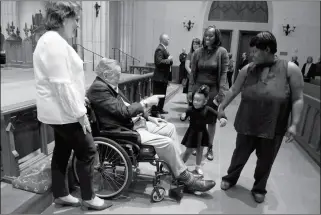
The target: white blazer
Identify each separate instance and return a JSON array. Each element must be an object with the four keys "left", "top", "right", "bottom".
[{"left": 33, "top": 31, "right": 87, "bottom": 124}]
